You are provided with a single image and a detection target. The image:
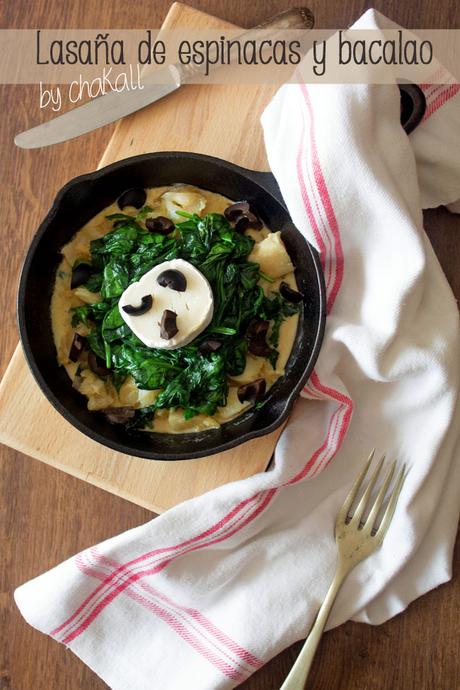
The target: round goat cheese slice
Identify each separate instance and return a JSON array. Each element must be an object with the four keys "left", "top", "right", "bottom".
[{"left": 119, "top": 259, "right": 214, "bottom": 350}]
